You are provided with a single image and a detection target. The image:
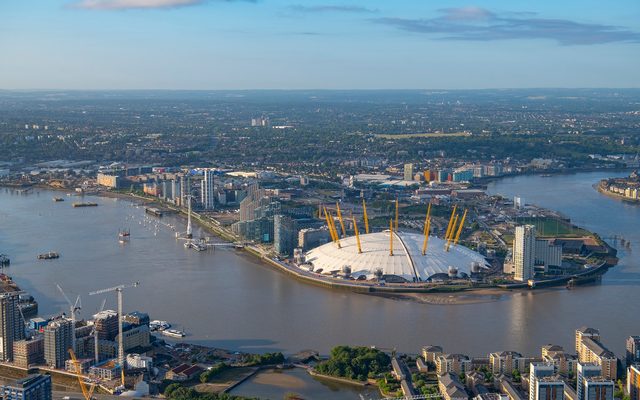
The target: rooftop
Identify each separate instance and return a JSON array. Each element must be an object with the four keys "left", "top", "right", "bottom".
[{"left": 306, "top": 231, "right": 487, "bottom": 282}]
